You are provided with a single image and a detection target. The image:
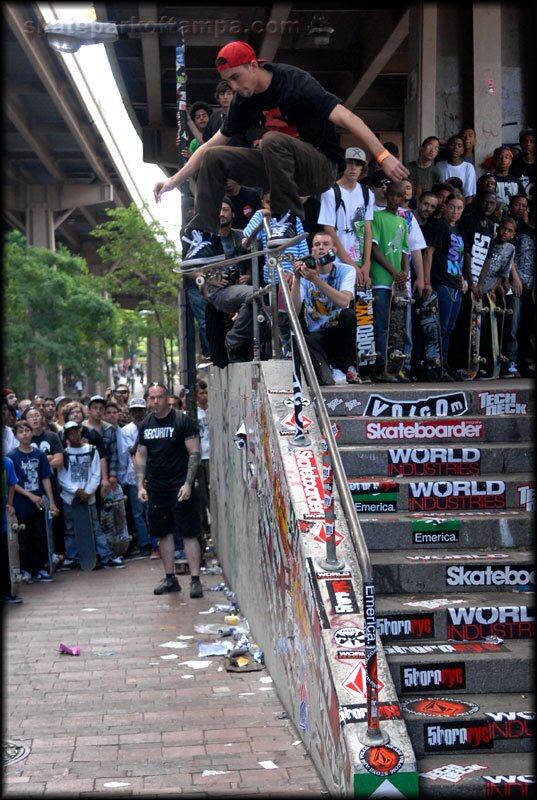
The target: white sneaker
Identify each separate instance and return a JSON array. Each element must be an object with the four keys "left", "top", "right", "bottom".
[{"left": 331, "top": 368, "right": 348, "bottom": 384}]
